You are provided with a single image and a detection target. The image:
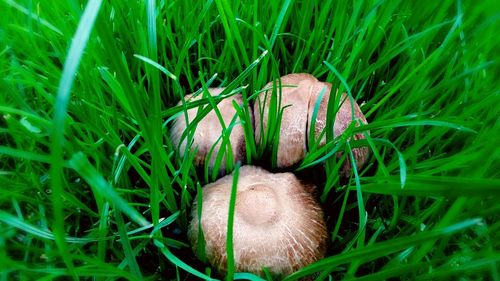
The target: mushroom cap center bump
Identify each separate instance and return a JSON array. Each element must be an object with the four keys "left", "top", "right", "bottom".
[
  {"left": 236, "top": 184, "right": 279, "bottom": 226},
  {"left": 188, "top": 166, "right": 327, "bottom": 276}
]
